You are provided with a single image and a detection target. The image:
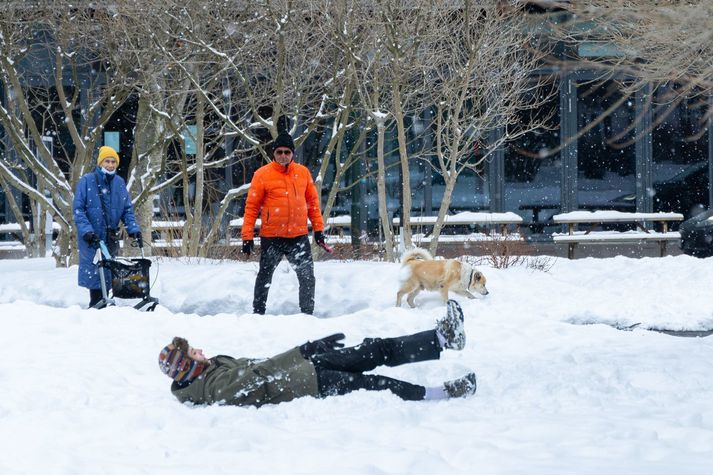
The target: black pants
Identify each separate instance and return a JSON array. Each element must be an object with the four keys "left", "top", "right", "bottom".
[
  {"left": 253, "top": 235, "right": 315, "bottom": 314},
  {"left": 312, "top": 330, "right": 442, "bottom": 401},
  {"left": 89, "top": 288, "right": 103, "bottom": 308}
]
